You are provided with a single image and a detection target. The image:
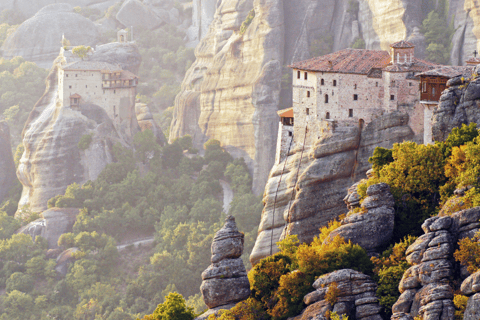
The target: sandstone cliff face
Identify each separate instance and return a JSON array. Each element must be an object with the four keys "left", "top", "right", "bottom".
[
  {"left": 0, "top": 121, "right": 17, "bottom": 204},
  {"left": 250, "top": 112, "right": 414, "bottom": 265},
  {"left": 1, "top": 4, "right": 99, "bottom": 69},
  {"left": 170, "top": 0, "right": 284, "bottom": 195},
  {"left": 17, "top": 44, "right": 141, "bottom": 216}
]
